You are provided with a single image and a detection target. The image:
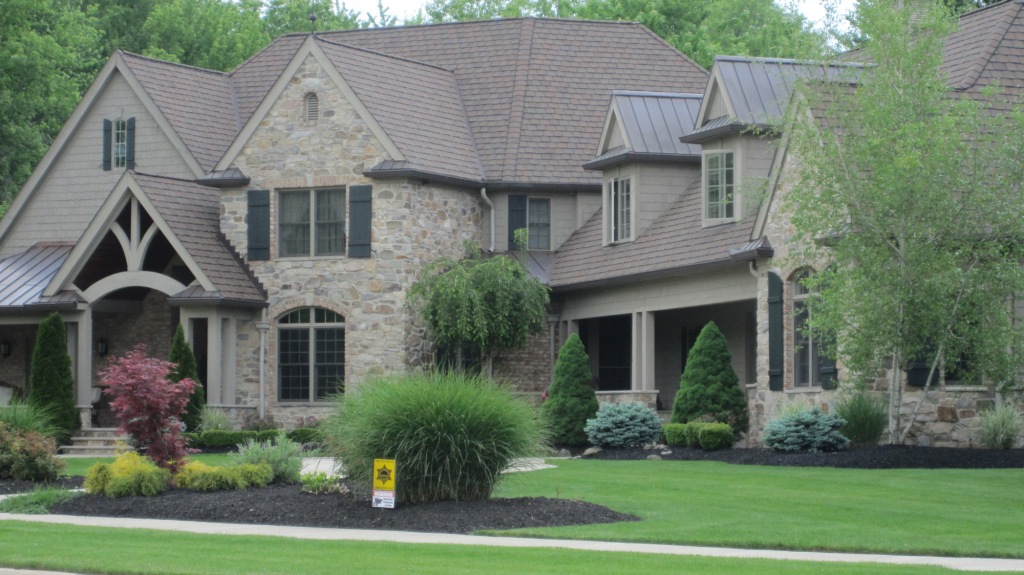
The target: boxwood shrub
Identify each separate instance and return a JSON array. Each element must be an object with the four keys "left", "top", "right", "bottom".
[{"left": 696, "top": 422, "right": 734, "bottom": 450}]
